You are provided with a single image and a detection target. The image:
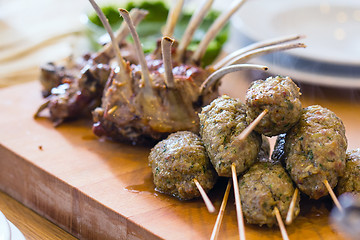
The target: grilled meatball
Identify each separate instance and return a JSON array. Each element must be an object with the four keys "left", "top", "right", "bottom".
[
  {"left": 149, "top": 131, "right": 217, "bottom": 200},
  {"left": 199, "top": 95, "right": 261, "bottom": 177},
  {"left": 246, "top": 76, "right": 302, "bottom": 136},
  {"left": 284, "top": 105, "right": 347, "bottom": 199},
  {"left": 239, "top": 162, "right": 300, "bottom": 227},
  {"left": 337, "top": 149, "right": 360, "bottom": 197}
]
